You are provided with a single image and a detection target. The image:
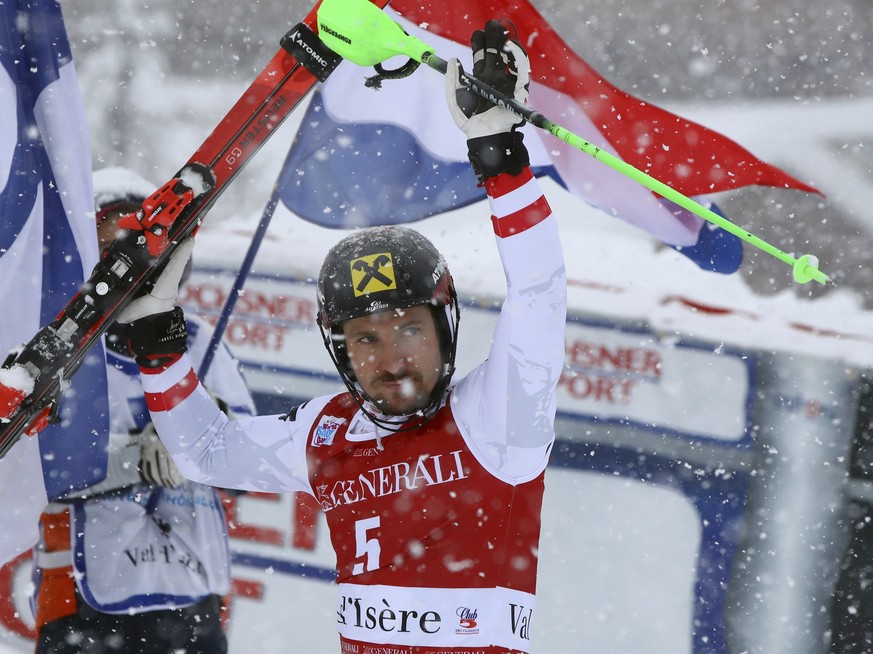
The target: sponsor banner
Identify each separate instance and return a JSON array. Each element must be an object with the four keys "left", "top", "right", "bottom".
[
  {"left": 558, "top": 321, "right": 752, "bottom": 443},
  {"left": 178, "top": 269, "right": 328, "bottom": 377},
  {"left": 180, "top": 270, "right": 752, "bottom": 444},
  {"left": 334, "top": 583, "right": 534, "bottom": 651}
]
